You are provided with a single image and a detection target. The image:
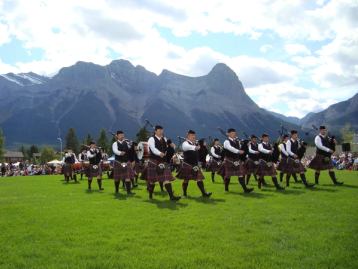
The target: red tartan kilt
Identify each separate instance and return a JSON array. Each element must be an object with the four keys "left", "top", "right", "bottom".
[
  {"left": 257, "top": 160, "right": 276, "bottom": 177},
  {"left": 141, "top": 160, "right": 175, "bottom": 183},
  {"left": 87, "top": 164, "right": 102, "bottom": 178},
  {"left": 276, "top": 157, "right": 289, "bottom": 173},
  {"left": 207, "top": 159, "right": 222, "bottom": 172},
  {"left": 113, "top": 161, "right": 135, "bottom": 181},
  {"left": 218, "top": 158, "right": 246, "bottom": 178},
  {"left": 286, "top": 158, "right": 306, "bottom": 174},
  {"left": 245, "top": 159, "right": 259, "bottom": 174},
  {"left": 176, "top": 162, "right": 205, "bottom": 180},
  {"left": 134, "top": 162, "right": 144, "bottom": 174},
  {"left": 62, "top": 163, "right": 73, "bottom": 176},
  {"left": 308, "top": 154, "right": 333, "bottom": 171}
]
